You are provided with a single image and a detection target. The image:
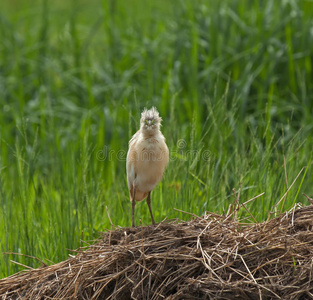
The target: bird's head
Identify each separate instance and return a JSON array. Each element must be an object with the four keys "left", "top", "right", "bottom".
[{"left": 140, "top": 107, "right": 162, "bottom": 134}]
